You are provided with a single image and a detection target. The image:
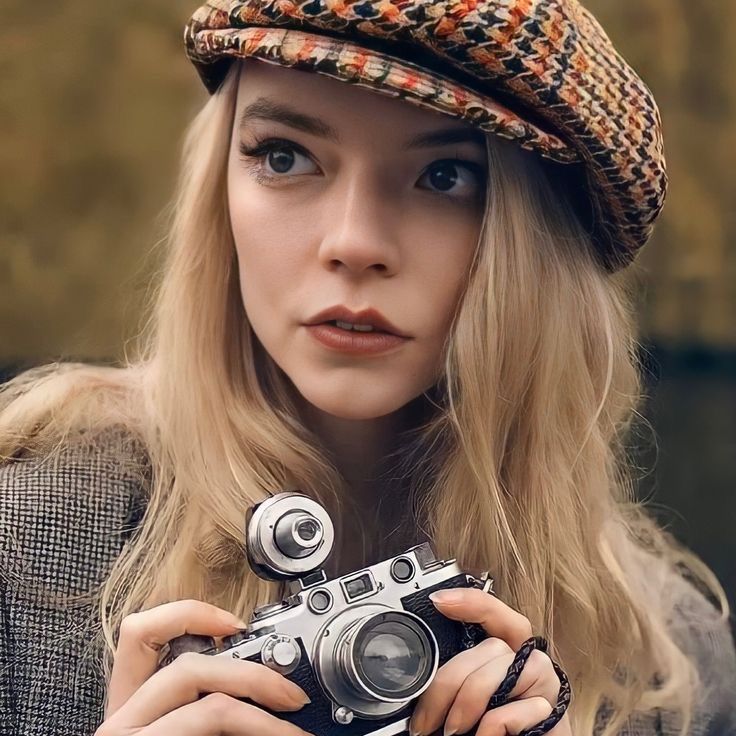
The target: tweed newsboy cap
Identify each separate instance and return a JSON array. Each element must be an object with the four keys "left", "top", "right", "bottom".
[{"left": 184, "top": 0, "right": 667, "bottom": 271}]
